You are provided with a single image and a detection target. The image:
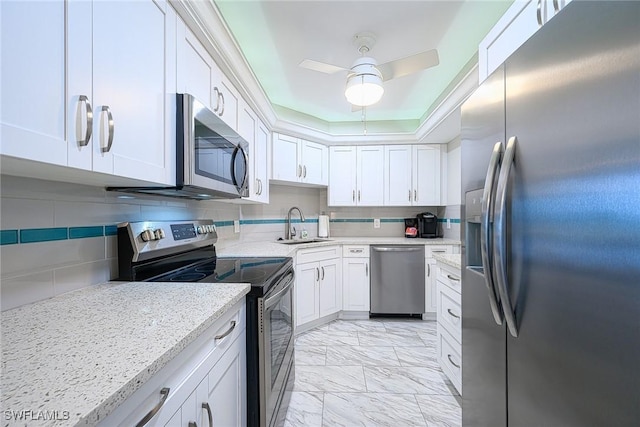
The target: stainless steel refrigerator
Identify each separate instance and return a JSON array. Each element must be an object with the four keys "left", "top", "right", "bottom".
[{"left": 461, "top": 2, "right": 639, "bottom": 426}]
